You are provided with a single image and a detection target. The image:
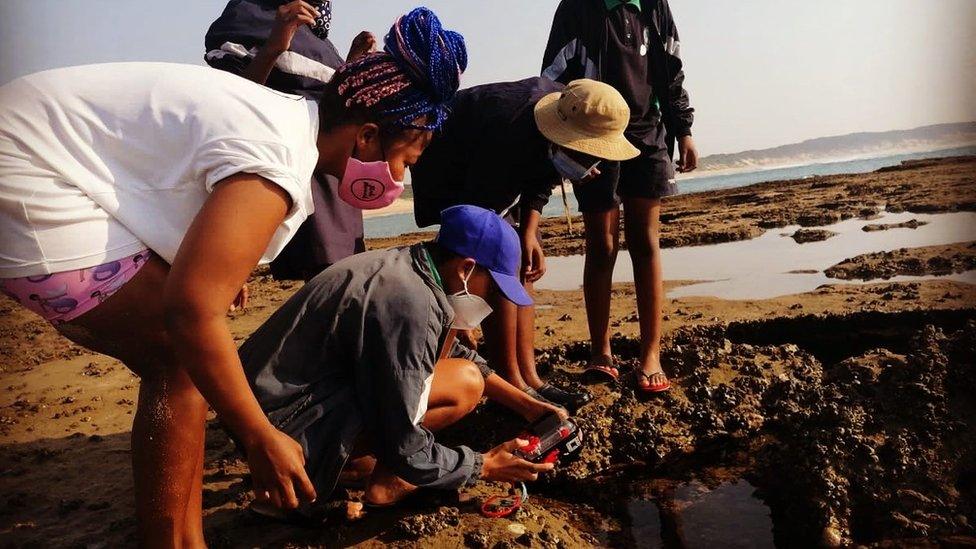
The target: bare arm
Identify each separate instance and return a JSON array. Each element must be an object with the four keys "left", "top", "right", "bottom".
[
  {"left": 242, "top": 0, "right": 318, "bottom": 85},
  {"left": 242, "top": 46, "right": 288, "bottom": 85},
  {"left": 519, "top": 208, "right": 546, "bottom": 283},
  {"left": 483, "top": 372, "right": 567, "bottom": 421},
  {"left": 163, "top": 173, "right": 315, "bottom": 508}
]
